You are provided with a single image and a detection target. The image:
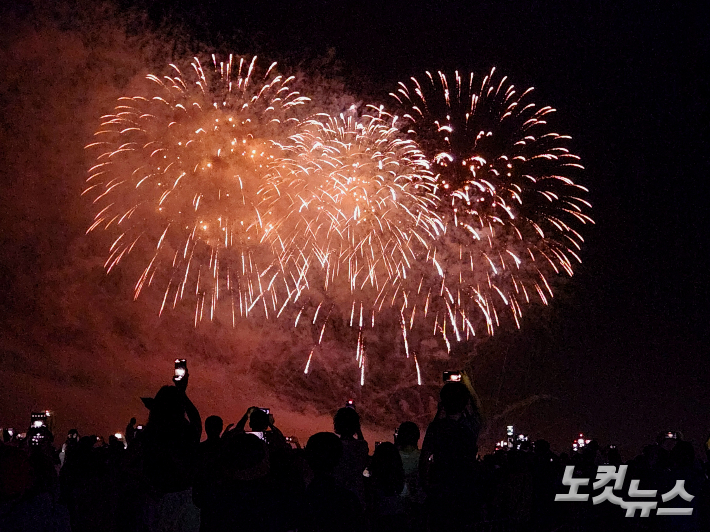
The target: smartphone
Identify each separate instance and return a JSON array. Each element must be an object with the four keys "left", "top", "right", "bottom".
[
  {"left": 346, "top": 400, "right": 355, "bottom": 409},
  {"left": 443, "top": 371, "right": 462, "bottom": 382},
  {"left": 247, "top": 431, "right": 266, "bottom": 441},
  {"left": 30, "top": 412, "right": 47, "bottom": 428},
  {"left": 174, "top": 359, "right": 187, "bottom": 381},
  {"left": 257, "top": 408, "right": 270, "bottom": 415},
  {"left": 666, "top": 431, "right": 678, "bottom": 440}
]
